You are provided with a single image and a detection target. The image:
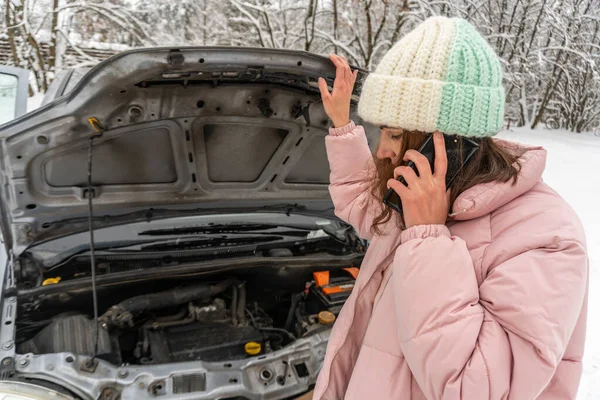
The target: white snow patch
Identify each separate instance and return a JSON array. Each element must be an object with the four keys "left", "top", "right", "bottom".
[
  {"left": 27, "top": 93, "right": 45, "bottom": 112},
  {"left": 498, "top": 128, "right": 600, "bottom": 399},
  {"left": 76, "top": 40, "right": 131, "bottom": 52}
]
